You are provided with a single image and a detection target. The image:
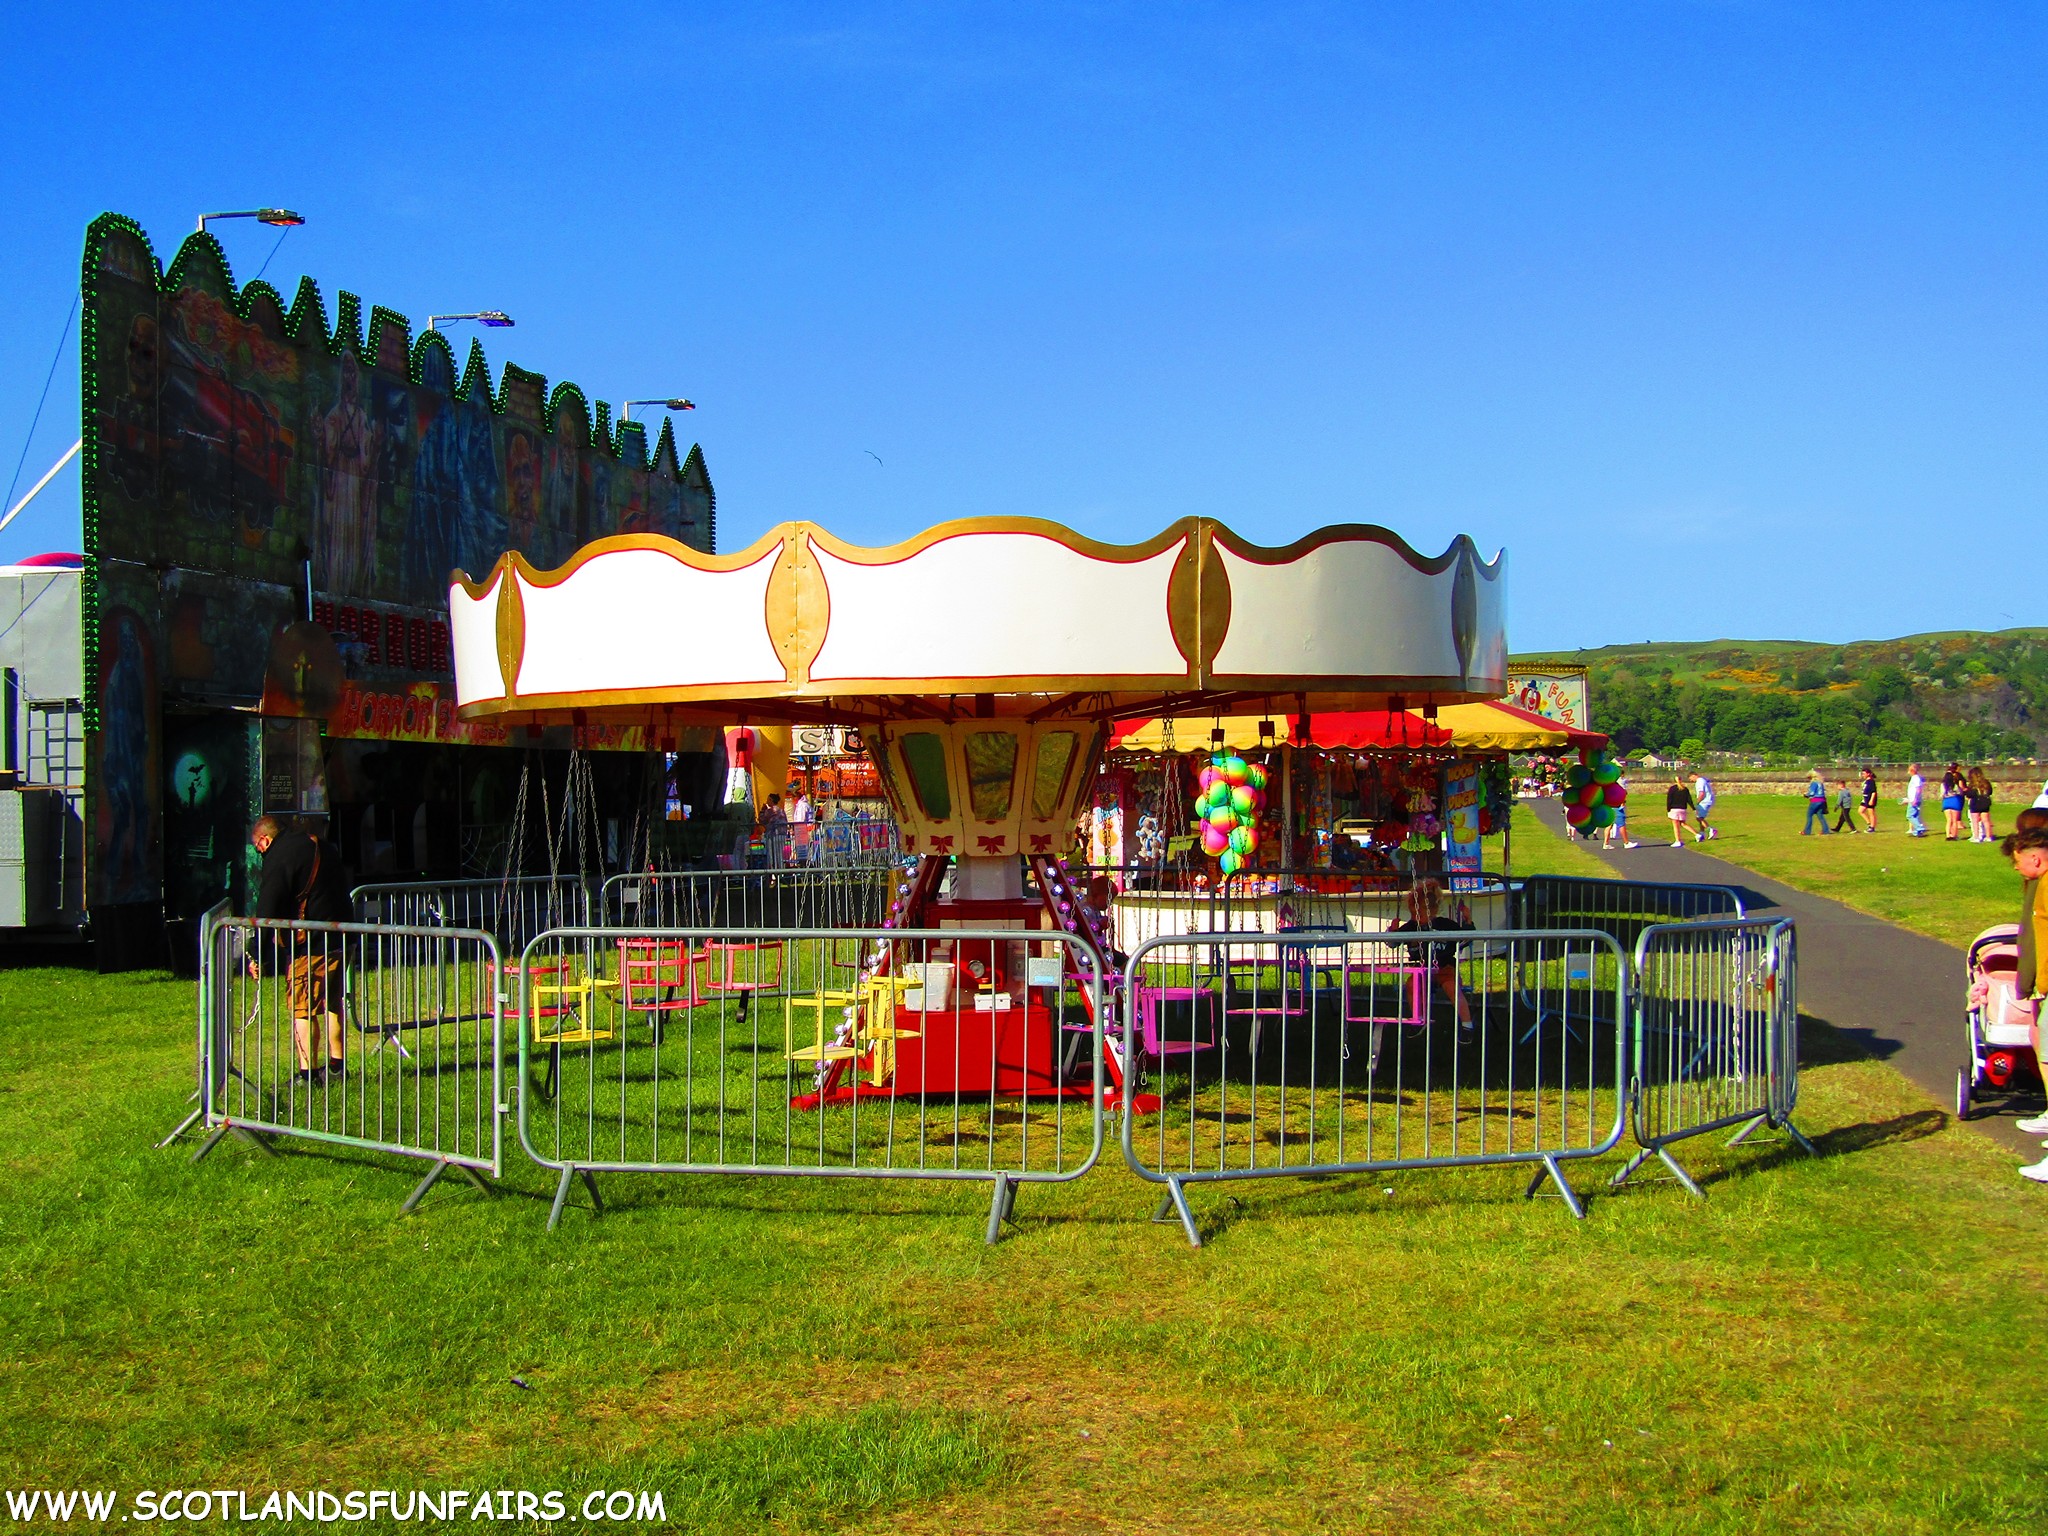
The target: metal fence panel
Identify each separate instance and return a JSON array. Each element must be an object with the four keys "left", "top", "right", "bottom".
[
  {"left": 195, "top": 917, "right": 505, "bottom": 1209},
  {"left": 1064, "top": 864, "right": 1516, "bottom": 957},
  {"left": 599, "top": 866, "right": 899, "bottom": 931},
  {"left": 512, "top": 925, "right": 1105, "bottom": 1240},
  {"left": 1614, "top": 917, "right": 1812, "bottom": 1197},
  {"left": 351, "top": 875, "right": 590, "bottom": 954},
  {"left": 1512, "top": 874, "right": 1745, "bottom": 949},
  {"left": 1119, "top": 926, "right": 1630, "bottom": 1244}
]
